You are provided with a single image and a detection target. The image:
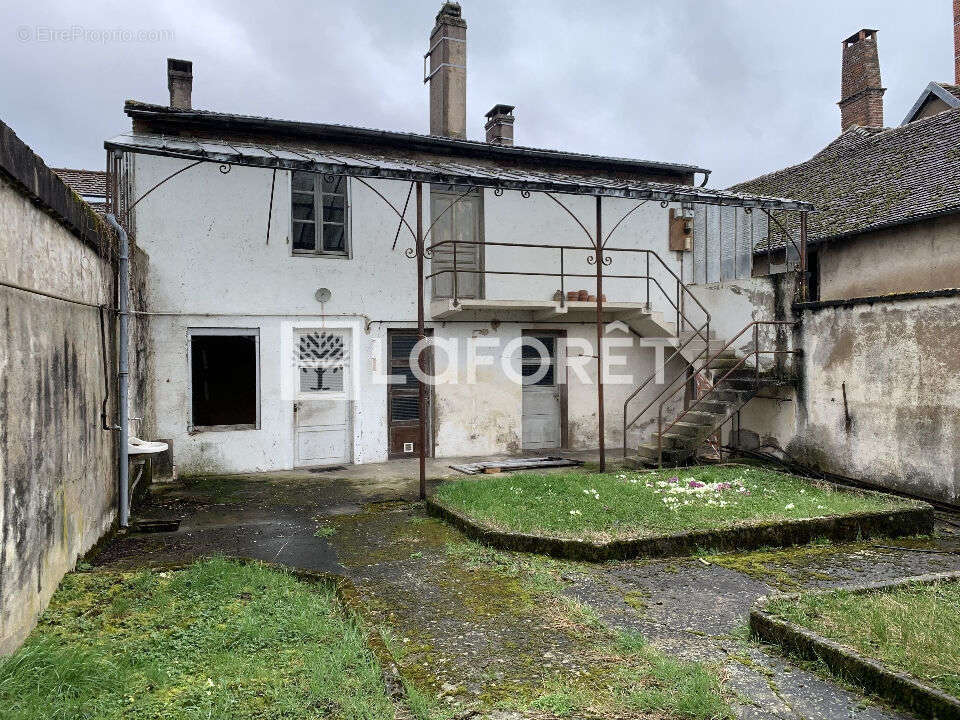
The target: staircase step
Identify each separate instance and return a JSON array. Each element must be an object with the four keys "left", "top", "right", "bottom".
[
  {"left": 637, "top": 441, "right": 693, "bottom": 462},
  {"left": 691, "top": 401, "right": 729, "bottom": 415},
  {"left": 671, "top": 421, "right": 706, "bottom": 437},
  {"left": 683, "top": 409, "right": 725, "bottom": 422}
]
